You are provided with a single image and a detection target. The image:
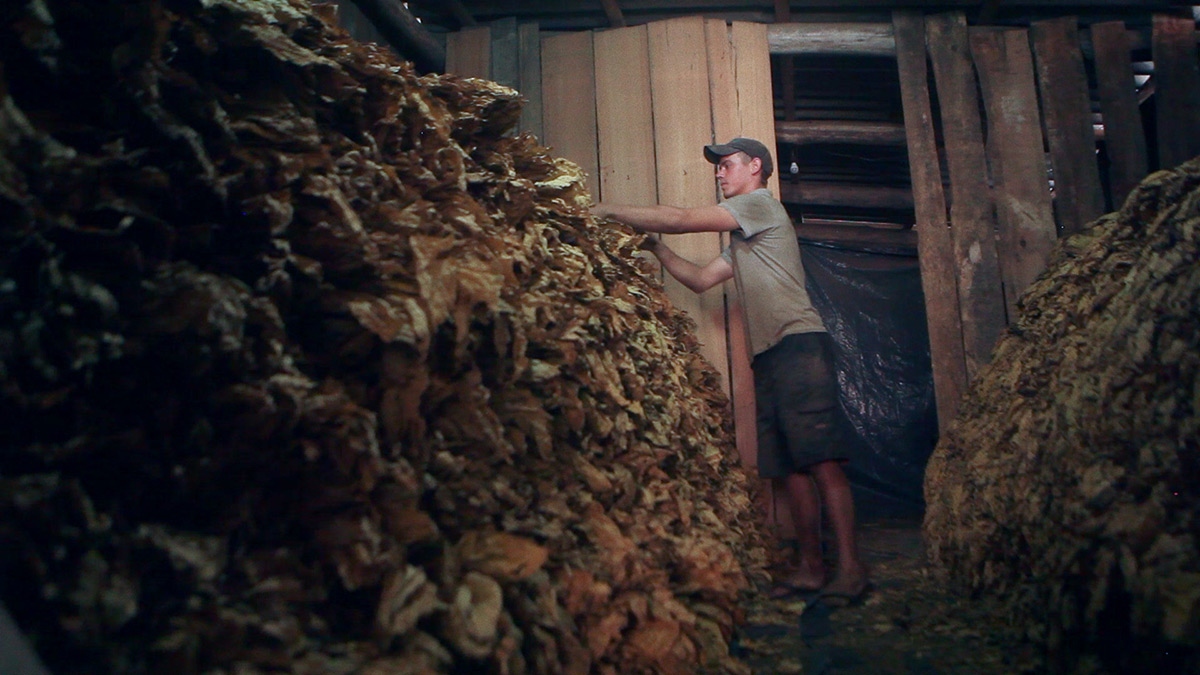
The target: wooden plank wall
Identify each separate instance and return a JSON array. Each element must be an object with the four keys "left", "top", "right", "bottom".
[
  {"left": 541, "top": 32, "right": 600, "bottom": 199},
  {"left": 445, "top": 26, "right": 491, "bottom": 79},
  {"left": 897, "top": 9, "right": 1189, "bottom": 429}
]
